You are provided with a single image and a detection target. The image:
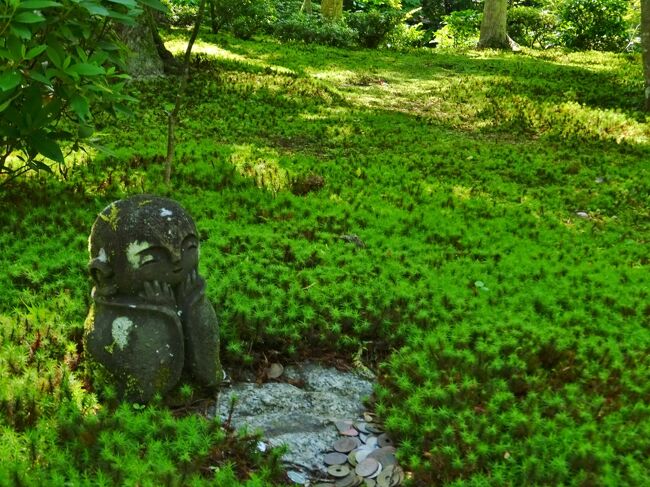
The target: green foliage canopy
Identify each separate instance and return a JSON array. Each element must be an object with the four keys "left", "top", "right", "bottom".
[{"left": 0, "top": 0, "right": 166, "bottom": 182}]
